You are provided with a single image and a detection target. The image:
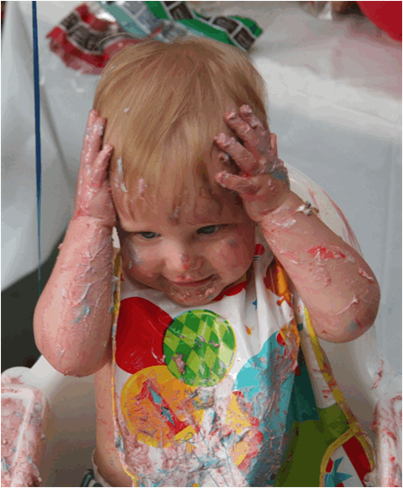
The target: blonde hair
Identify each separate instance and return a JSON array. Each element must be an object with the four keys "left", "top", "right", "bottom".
[{"left": 93, "top": 36, "right": 269, "bottom": 216}]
